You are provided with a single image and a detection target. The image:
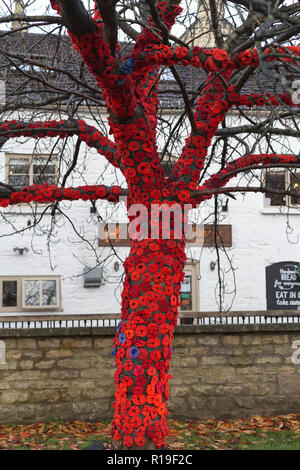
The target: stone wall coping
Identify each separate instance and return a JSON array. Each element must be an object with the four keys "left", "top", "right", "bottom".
[
  {"left": 0, "top": 310, "right": 300, "bottom": 322},
  {"left": 0, "top": 322, "right": 300, "bottom": 338}
]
